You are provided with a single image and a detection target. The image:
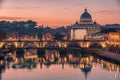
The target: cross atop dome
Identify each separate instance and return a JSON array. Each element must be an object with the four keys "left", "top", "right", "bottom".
[{"left": 85, "top": 7, "right": 87, "bottom": 12}]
